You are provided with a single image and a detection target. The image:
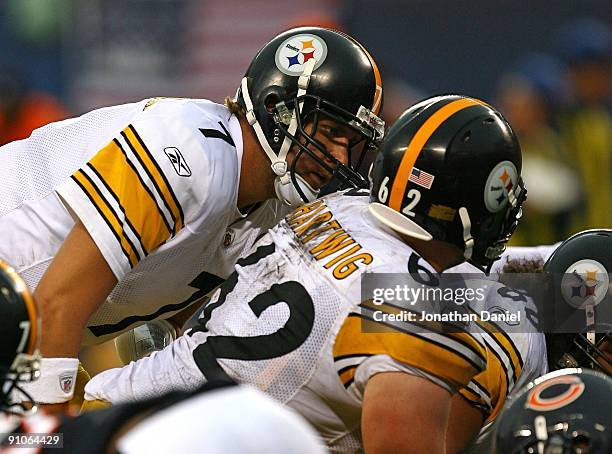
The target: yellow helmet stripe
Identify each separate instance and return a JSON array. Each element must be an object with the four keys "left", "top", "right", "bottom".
[
  {"left": 350, "top": 37, "right": 383, "bottom": 115},
  {"left": 388, "top": 98, "right": 482, "bottom": 211}
]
